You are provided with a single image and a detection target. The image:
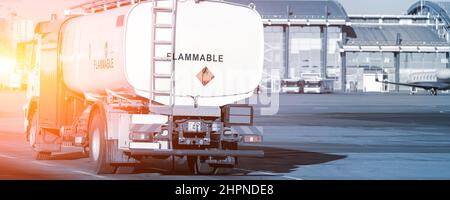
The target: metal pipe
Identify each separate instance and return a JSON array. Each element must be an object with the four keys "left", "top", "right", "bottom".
[{"left": 127, "top": 149, "right": 265, "bottom": 157}]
